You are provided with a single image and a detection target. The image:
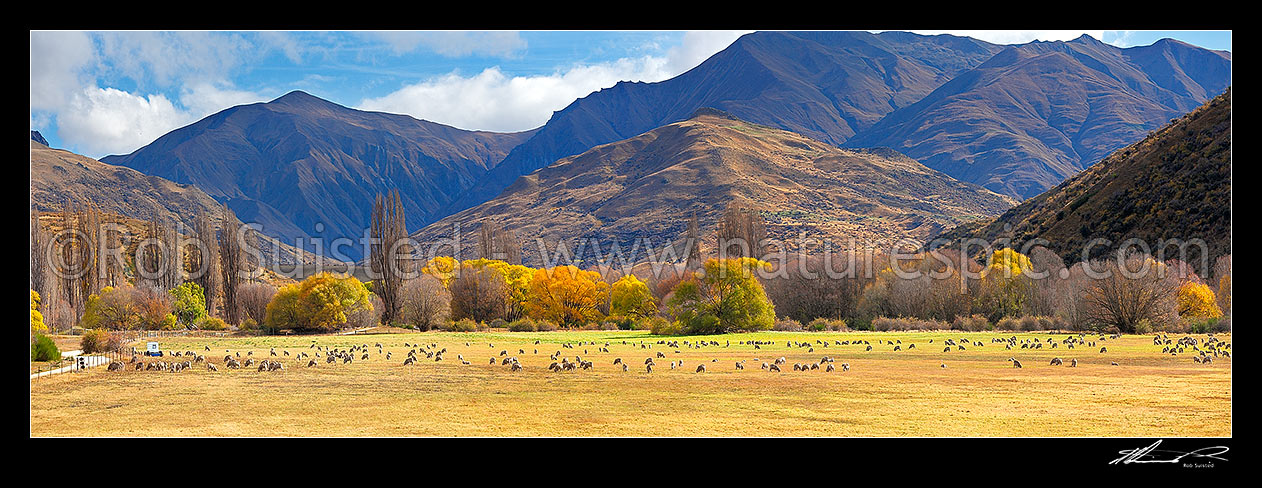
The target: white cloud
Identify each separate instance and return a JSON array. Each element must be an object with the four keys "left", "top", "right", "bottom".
[
  {"left": 56, "top": 87, "right": 193, "bottom": 157},
  {"left": 663, "top": 30, "right": 750, "bottom": 75},
  {"left": 357, "top": 31, "right": 747, "bottom": 132},
  {"left": 31, "top": 31, "right": 274, "bottom": 158},
  {"left": 51, "top": 83, "right": 268, "bottom": 158},
  {"left": 30, "top": 31, "right": 96, "bottom": 111},
  {"left": 95, "top": 31, "right": 257, "bottom": 89},
  {"left": 370, "top": 31, "right": 527, "bottom": 58}
]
